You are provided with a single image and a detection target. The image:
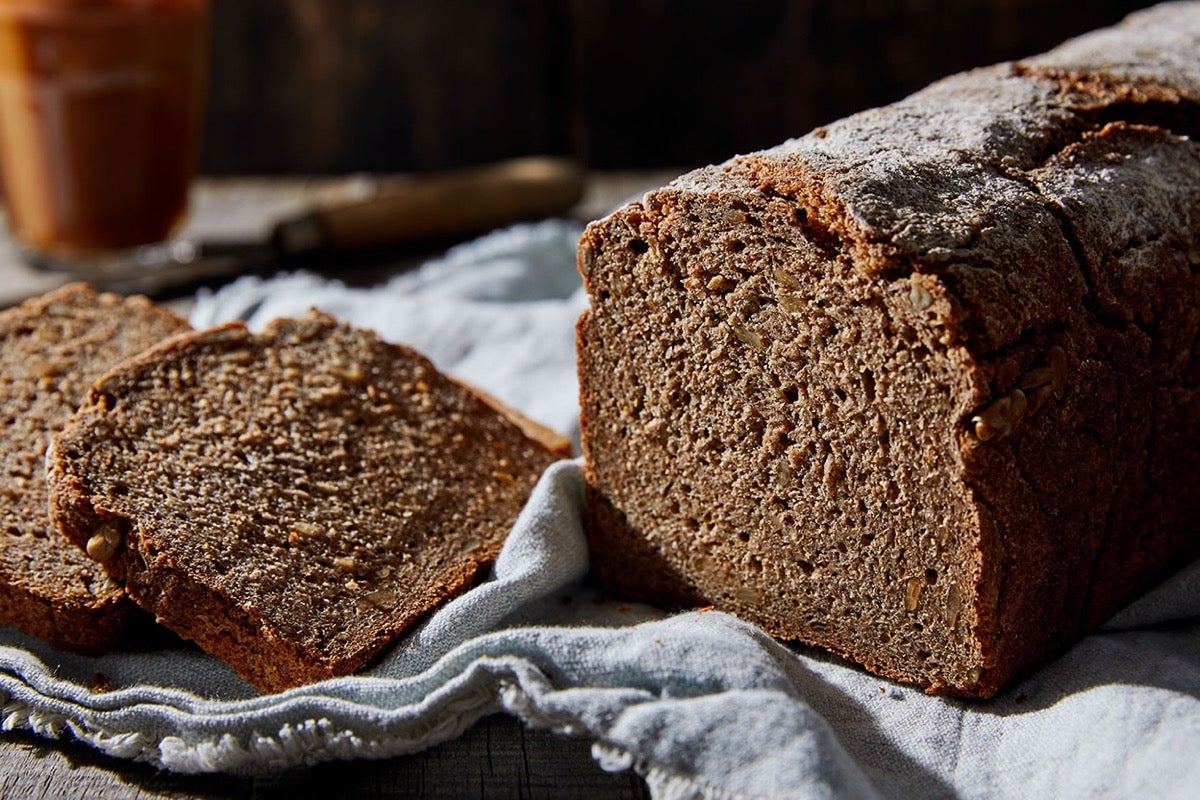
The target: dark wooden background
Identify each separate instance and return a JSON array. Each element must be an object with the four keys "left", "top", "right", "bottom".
[{"left": 200, "top": 0, "right": 1159, "bottom": 176}]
